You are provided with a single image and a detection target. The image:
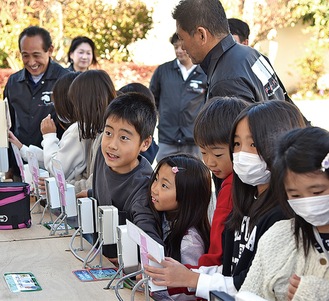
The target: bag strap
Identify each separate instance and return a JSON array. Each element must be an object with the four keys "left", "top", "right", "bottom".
[
  {"left": 0, "top": 220, "right": 31, "bottom": 230},
  {"left": 0, "top": 193, "right": 28, "bottom": 206}
]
